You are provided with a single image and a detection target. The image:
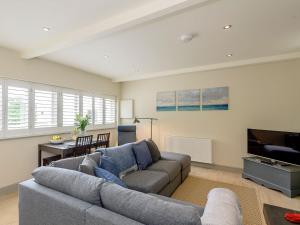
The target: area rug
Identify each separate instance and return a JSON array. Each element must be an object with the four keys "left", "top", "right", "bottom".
[{"left": 172, "top": 176, "right": 263, "bottom": 225}]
